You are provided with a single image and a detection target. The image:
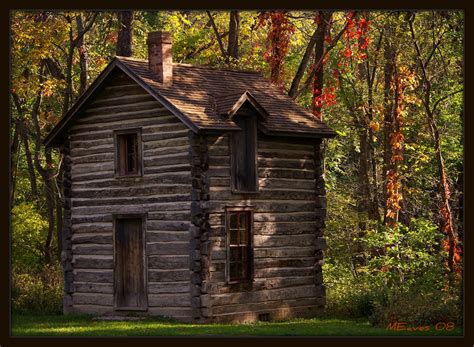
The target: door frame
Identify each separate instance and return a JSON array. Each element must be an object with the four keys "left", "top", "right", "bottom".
[{"left": 112, "top": 213, "right": 148, "bottom": 311}]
